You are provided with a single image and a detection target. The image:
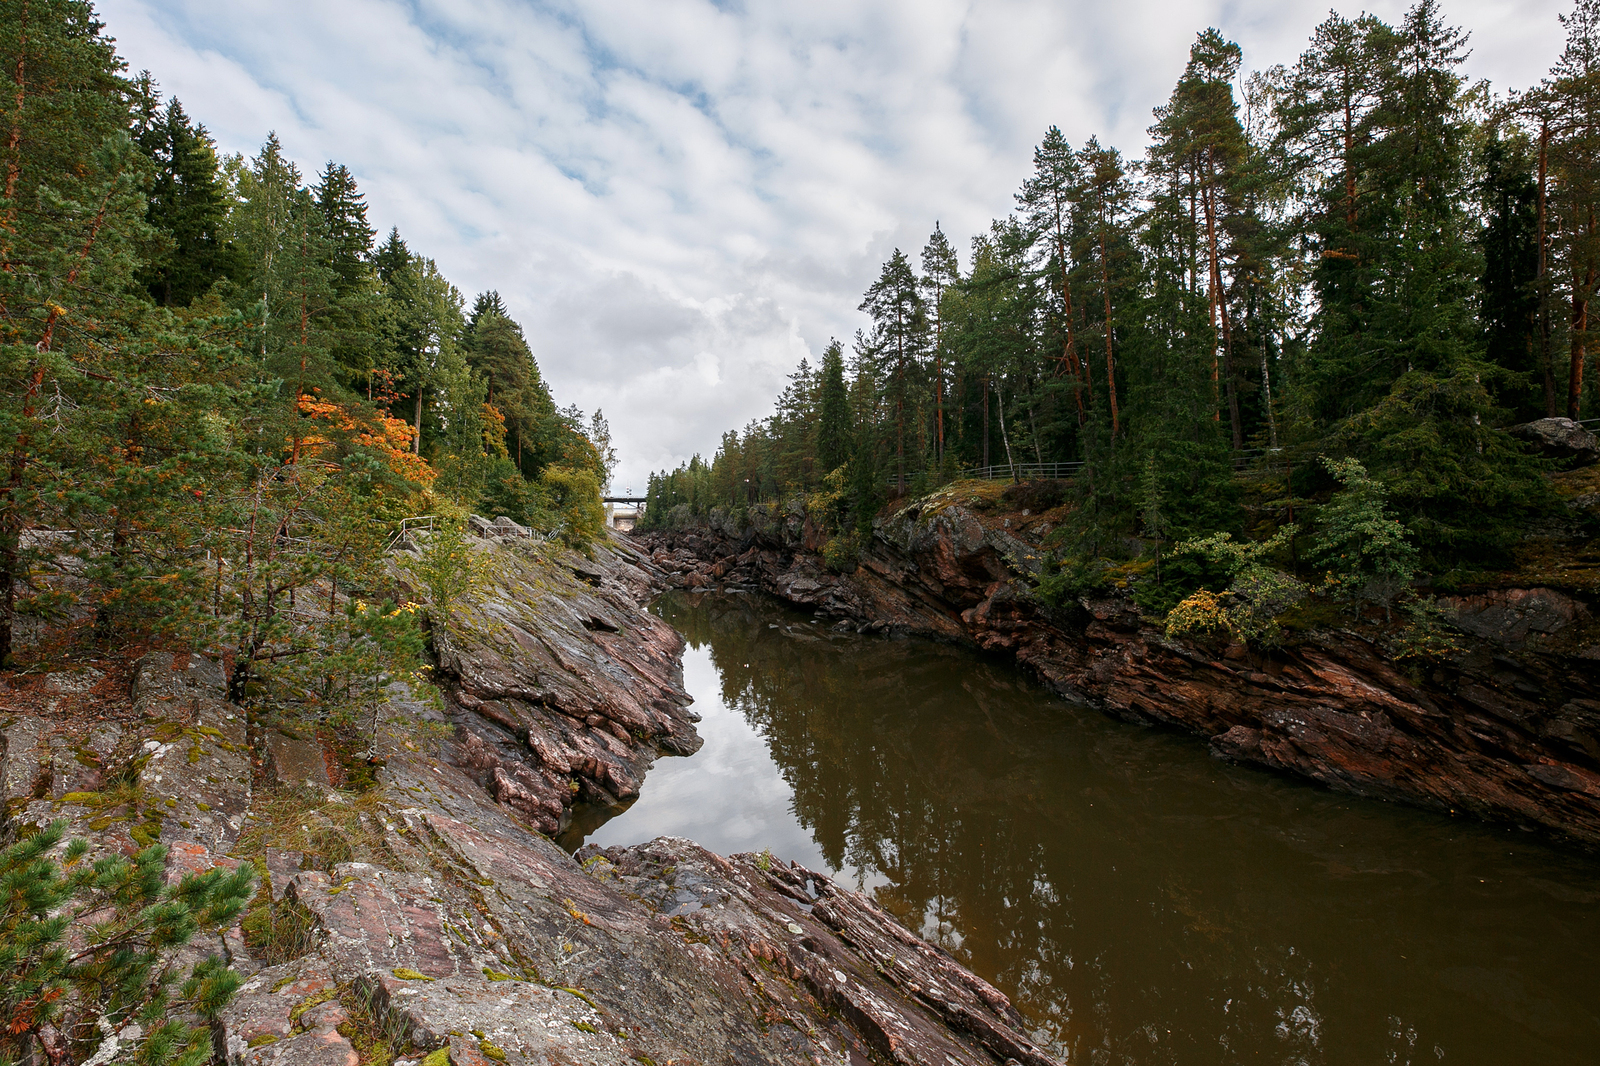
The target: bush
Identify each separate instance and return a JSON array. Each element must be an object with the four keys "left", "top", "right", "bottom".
[
  {"left": 821, "top": 532, "right": 861, "bottom": 572},
  {"left": 539, "top": 464, "right": 605, "bottom": 547},
  {"left": 398, "top": 508, "right": 492, "bottom": 632},
  {"left": 1035, "top": 556, "right": 1108, "bottom": 608},
  {"left": 1163, "top": 527, "right": 1306, "bottom": 647},
  {"left": 1310, "top": 458, "right": 1418, "bottom": 618}
]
